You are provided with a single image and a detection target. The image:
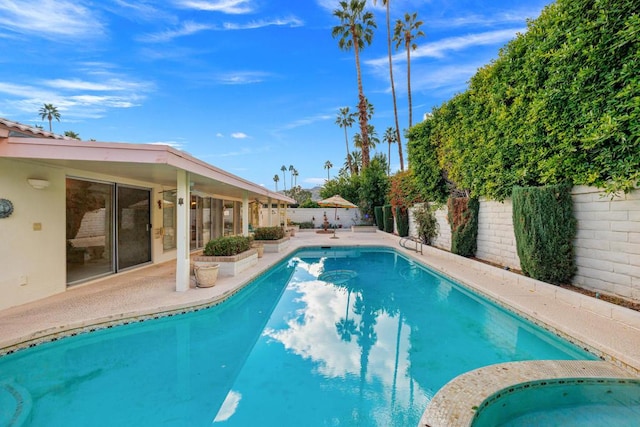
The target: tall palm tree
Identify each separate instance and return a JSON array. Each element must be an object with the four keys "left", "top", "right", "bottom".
[
  {"left": 324, "top": 160, "right": 333, "bottom": 181},
  {"left": 332, "top": 0, "right": 376, "bottom": 169},
  {"left": 39, "top": 103, "right": 60, "bottom": 132},
  {"left": 373, "top": 0, "right": 404, "bottom": 171},
  {"left": 394, "top": 12, "right": 424, "bottom": 128},
  {"left": 383, "top": 127, "right": 397, "bottom": 175},
  {"left": 280, "top": 165, "right": 287, "bottom": 191},
  {"left": 336, "top": 107, "right": 356, "bottom": 175},
  {"left": 292, "top": 168, "right": 299, "bottom": 187},
  {"left": 289, "top": 165, "right": 295, "bottom": 189},
  {"left": 273, "top": 174, "right": 280, "bottom": 191},
  {"left": 350, "top": 150, "right": 362, "bottom": 175}
]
